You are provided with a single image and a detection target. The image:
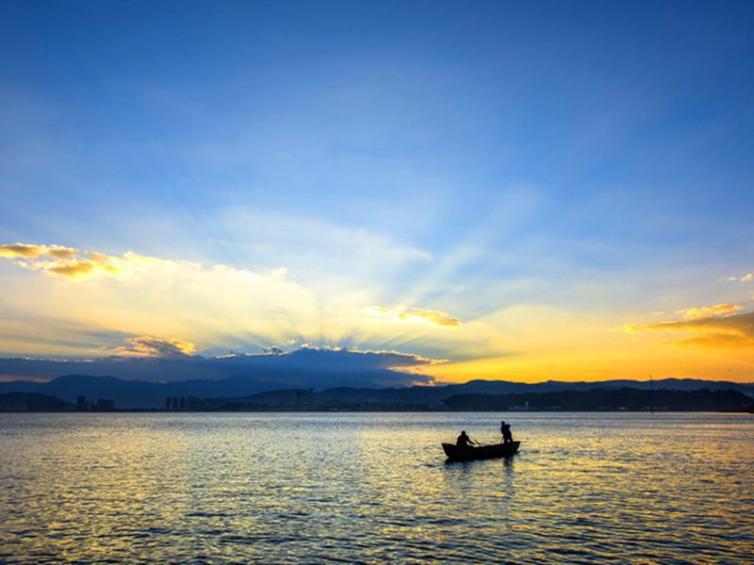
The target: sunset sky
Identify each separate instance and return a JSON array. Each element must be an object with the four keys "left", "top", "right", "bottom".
[{"left": 1, "top": 1, "right": 754, "bottom": 383}]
